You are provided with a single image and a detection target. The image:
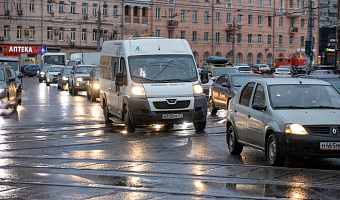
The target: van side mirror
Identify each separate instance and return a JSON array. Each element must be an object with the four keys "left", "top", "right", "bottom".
[
  {"left": 9, "top": 77, "right": 16, "bottom": 82},
  {"left": 115, "top": 72, "right": 126, "bottom": 86},
  {"left": 211, "top": 77, "right": 216, "bottom": 82},
  {"left": 70, "top": 70, "right": 74, "bottom": 74},
  {"left": 253, "top": 104, "right": 266, "bottom": 111},
  {"left": 18, "top": 74, "right": 23, "bottom": 78},
  {"left": 200, "top": 70, "right": 209, "bottom": 84}
]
